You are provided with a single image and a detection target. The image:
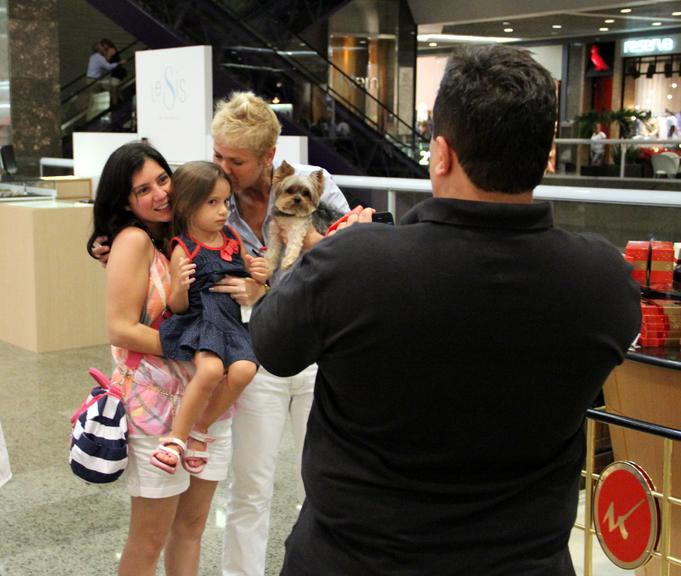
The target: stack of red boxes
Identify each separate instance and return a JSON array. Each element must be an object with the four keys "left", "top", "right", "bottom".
[
  {"left": 624, "top": 240, "right": 675, "bottom": 289},
  {"left": 640, "top": 299, "right": 681, "bottom": 347},
  {"left": 624, "top": 241, "right": 649, "bottom": 286},
  {"left": 649, "top": 241, "right": 675, "bottom": 287}
]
